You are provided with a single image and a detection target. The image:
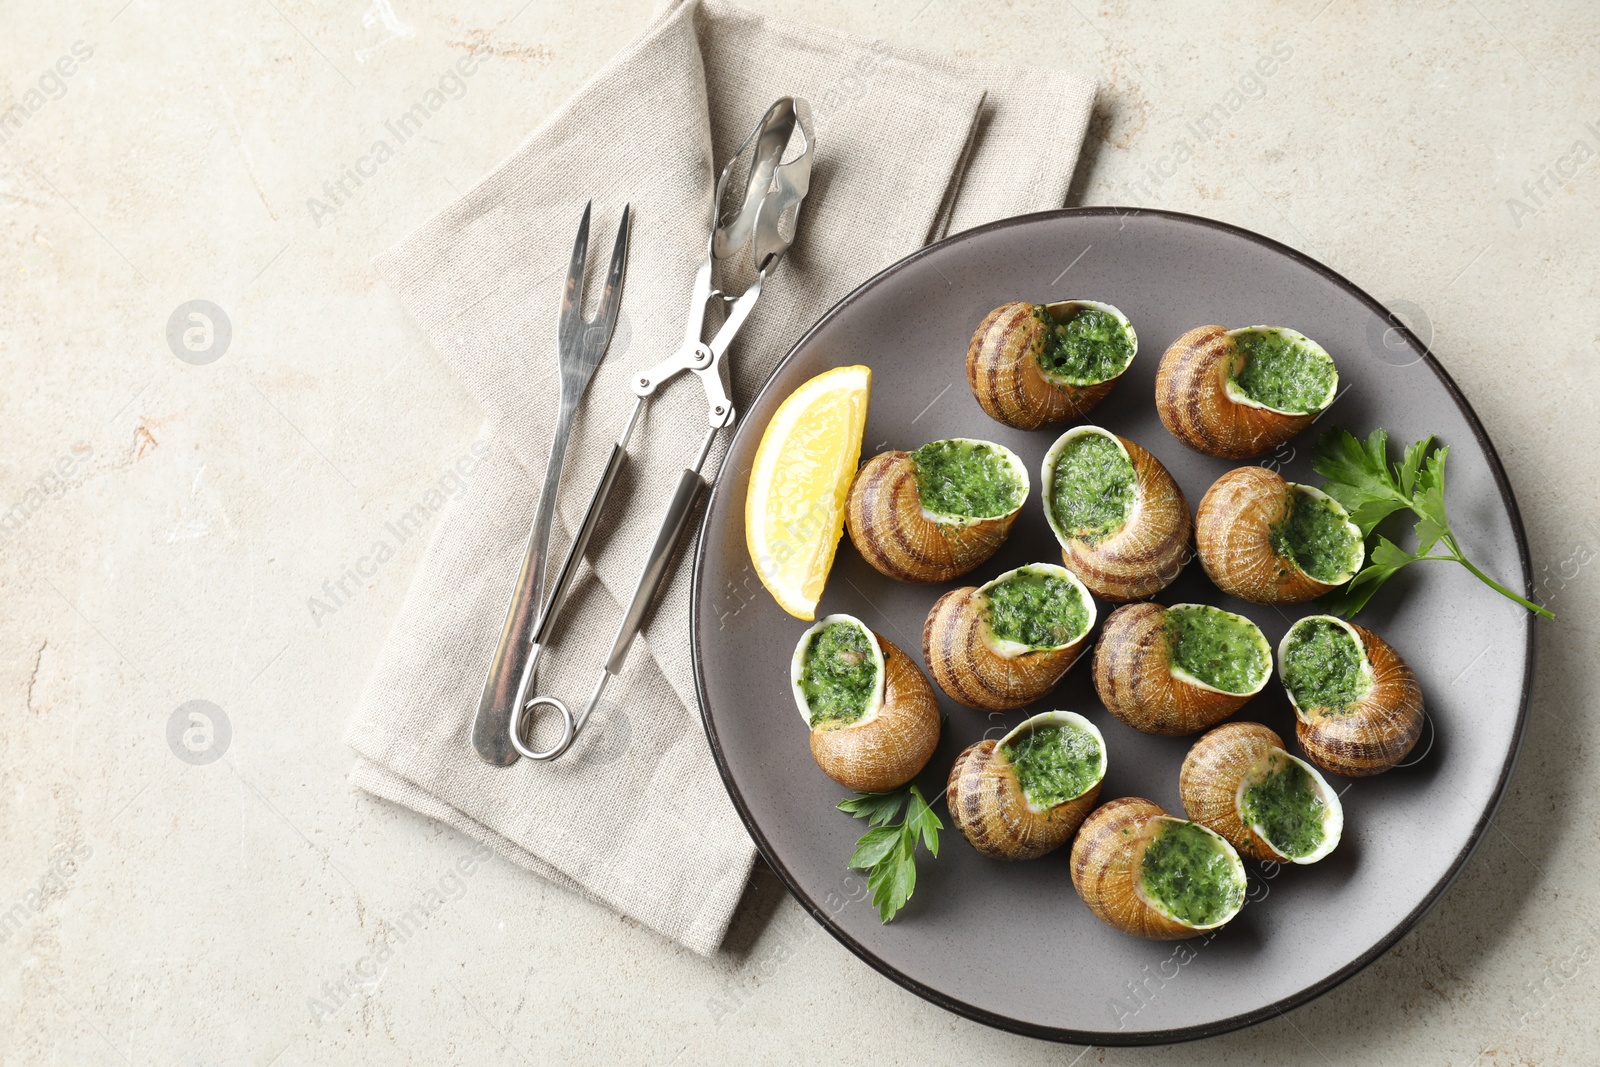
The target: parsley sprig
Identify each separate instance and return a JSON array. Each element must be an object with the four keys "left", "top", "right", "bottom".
[
  {"left": 838, "top": 784, "right": 942, "bottom": 923},
  {"left": 1311, "top": 428, "right": 1552, "bottom": 620}
]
